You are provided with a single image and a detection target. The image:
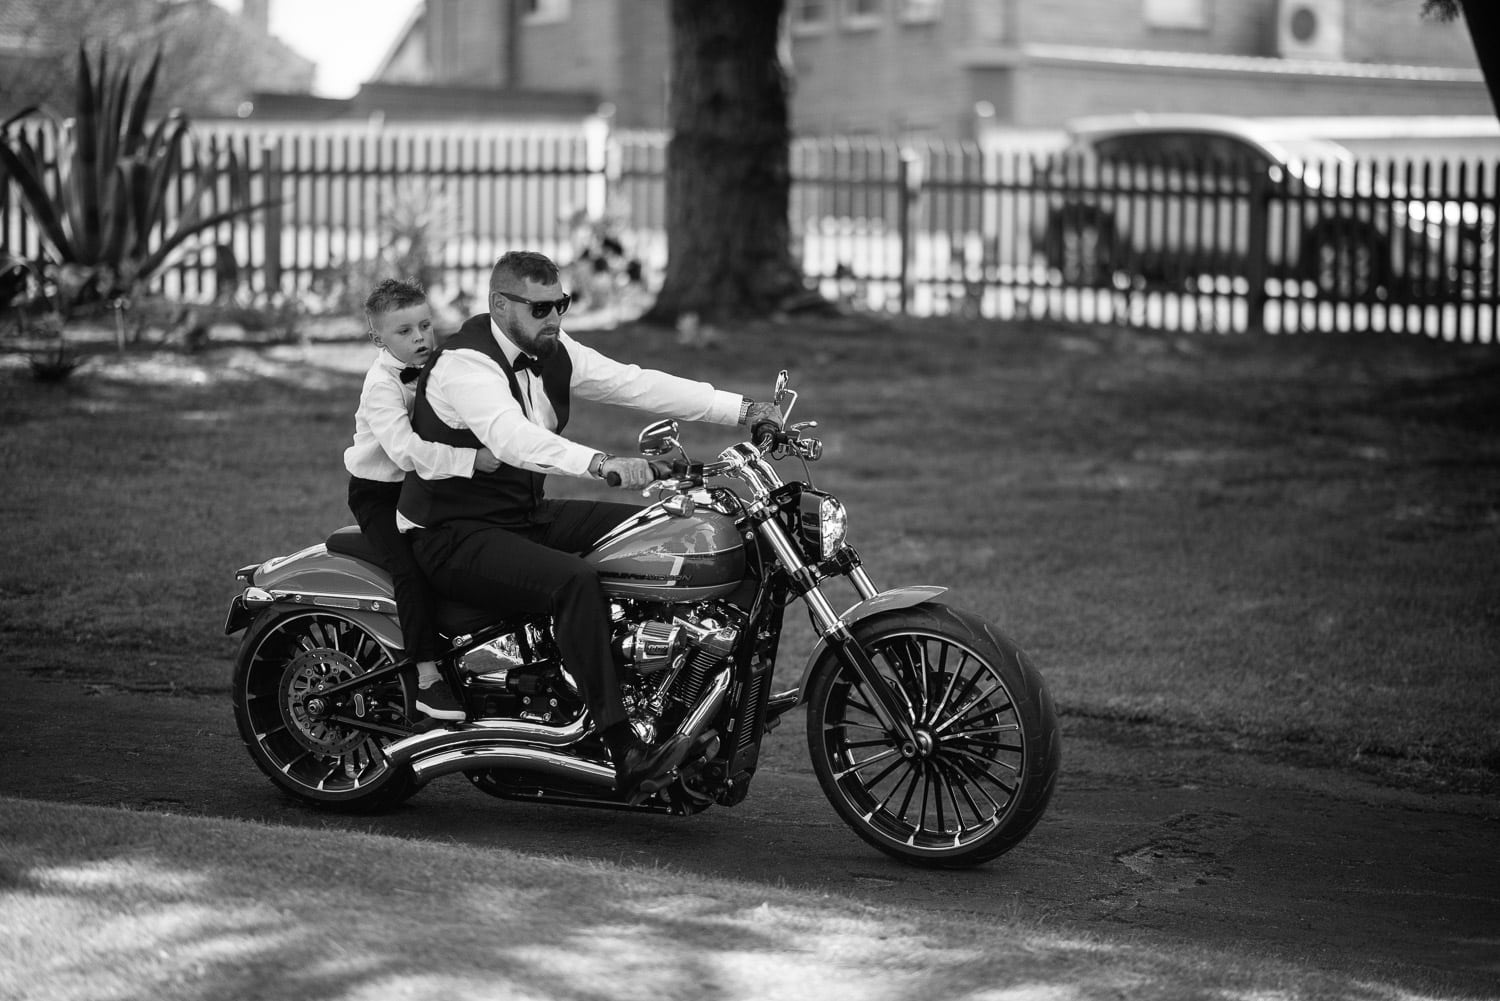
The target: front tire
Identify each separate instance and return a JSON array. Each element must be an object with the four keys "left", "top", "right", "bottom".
[
  {"left": 806, "top": 603, "right": 1060, "bottom": 868},
  {"left": 232, "top": 611, "right": 418, "bottom": 810}
]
